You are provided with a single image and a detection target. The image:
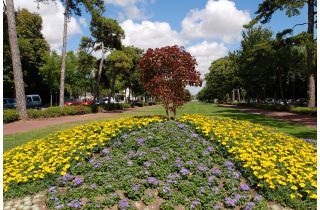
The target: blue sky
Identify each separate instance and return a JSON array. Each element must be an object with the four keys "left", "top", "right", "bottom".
[{"left": 14, "top": 0, "right": 311, "bottom": 94}]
